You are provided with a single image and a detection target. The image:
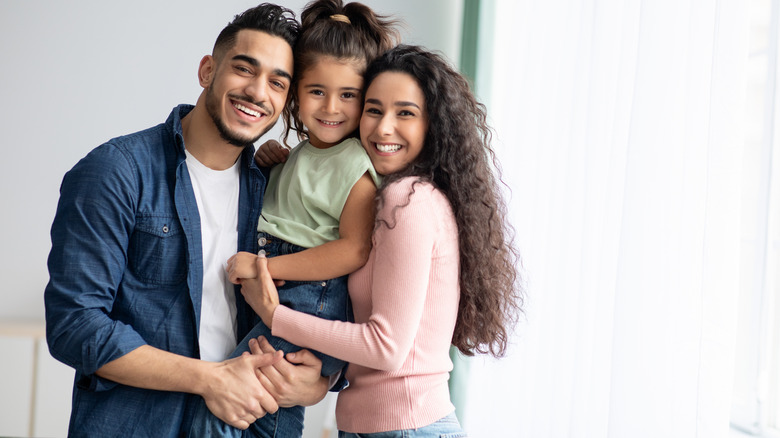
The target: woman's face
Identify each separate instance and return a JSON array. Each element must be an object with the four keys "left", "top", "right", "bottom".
[{"left": 359, "top": 71, "right": 428, "bottom": 175}]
